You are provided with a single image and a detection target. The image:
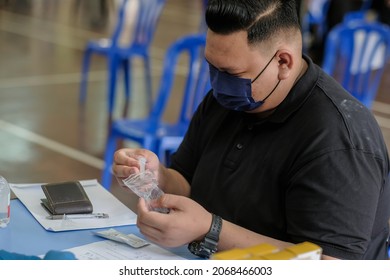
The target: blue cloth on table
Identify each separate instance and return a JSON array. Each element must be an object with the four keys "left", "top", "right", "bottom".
[{"left": 0, "top": 250, "right": 77, "bottom": 260}]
